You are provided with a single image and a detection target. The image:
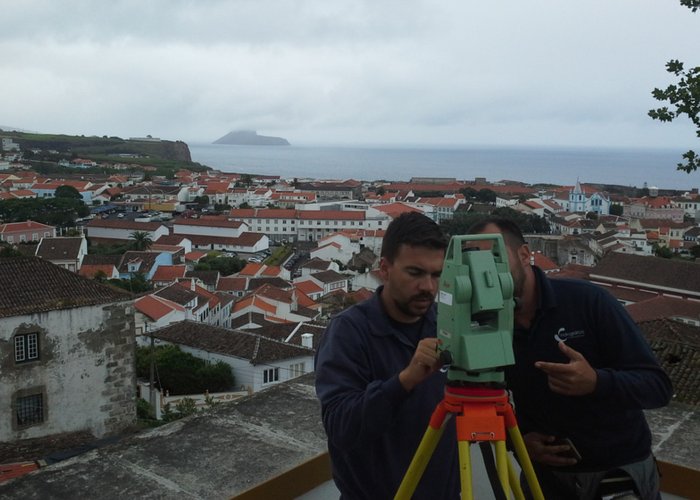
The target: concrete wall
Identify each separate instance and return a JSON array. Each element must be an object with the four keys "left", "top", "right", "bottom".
[{"left": 0, "top": 301, "right": 136, "bottom": 441}]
